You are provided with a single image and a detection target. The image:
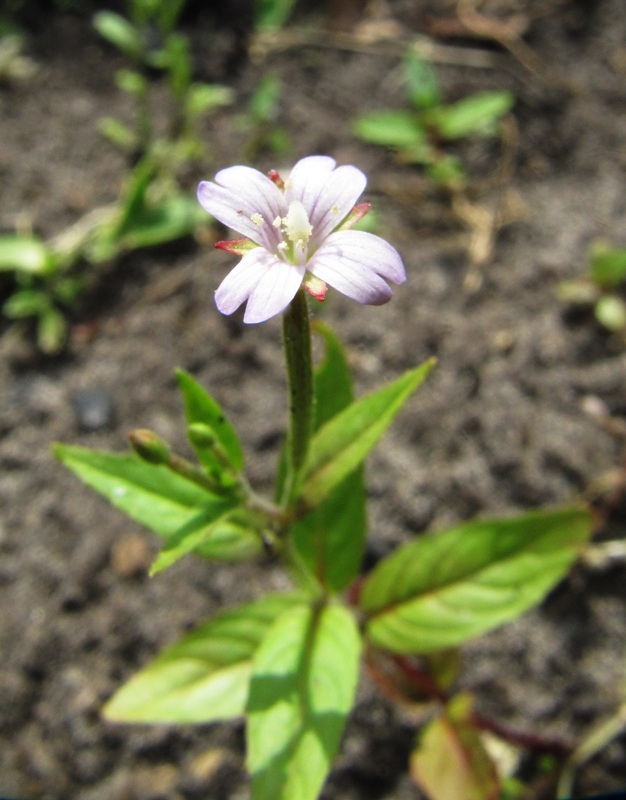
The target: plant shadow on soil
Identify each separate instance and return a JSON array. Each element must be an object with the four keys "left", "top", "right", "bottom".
[{"left": 1, "top": 1, "right": 626, "bottom": 798}]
